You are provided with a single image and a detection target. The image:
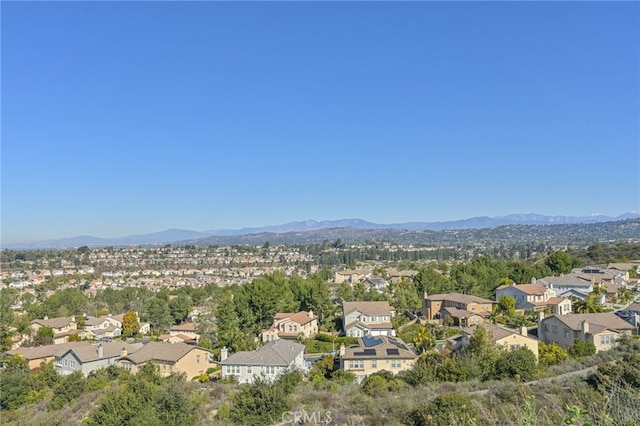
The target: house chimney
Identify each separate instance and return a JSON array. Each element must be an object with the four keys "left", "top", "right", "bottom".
[
  {"left": 537, "top": 311, "right": 545, "bottom": 322},
  {"left": 531, "top": 277, "right": 536, "bottom": 284},
  {"left": 581, "top": 320, "right": 589, "bottom": 335},
  {"left": 120, "top": 347, "right": 127, "bottom": 357},
  {"left": 308, "top": 310, "right": 314, "bottom": 319},
  {"left": 339, "top": 343, "right": 346, "bottom": 357},
  {"left": 220, "top": 346, "right": 228, "bottom": 362},
  {"left": 520, "top": 325, "right": 528, "bottom": 336},
  {"left": 97, "top": 343, "right": 103, "bottom": 358}
]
